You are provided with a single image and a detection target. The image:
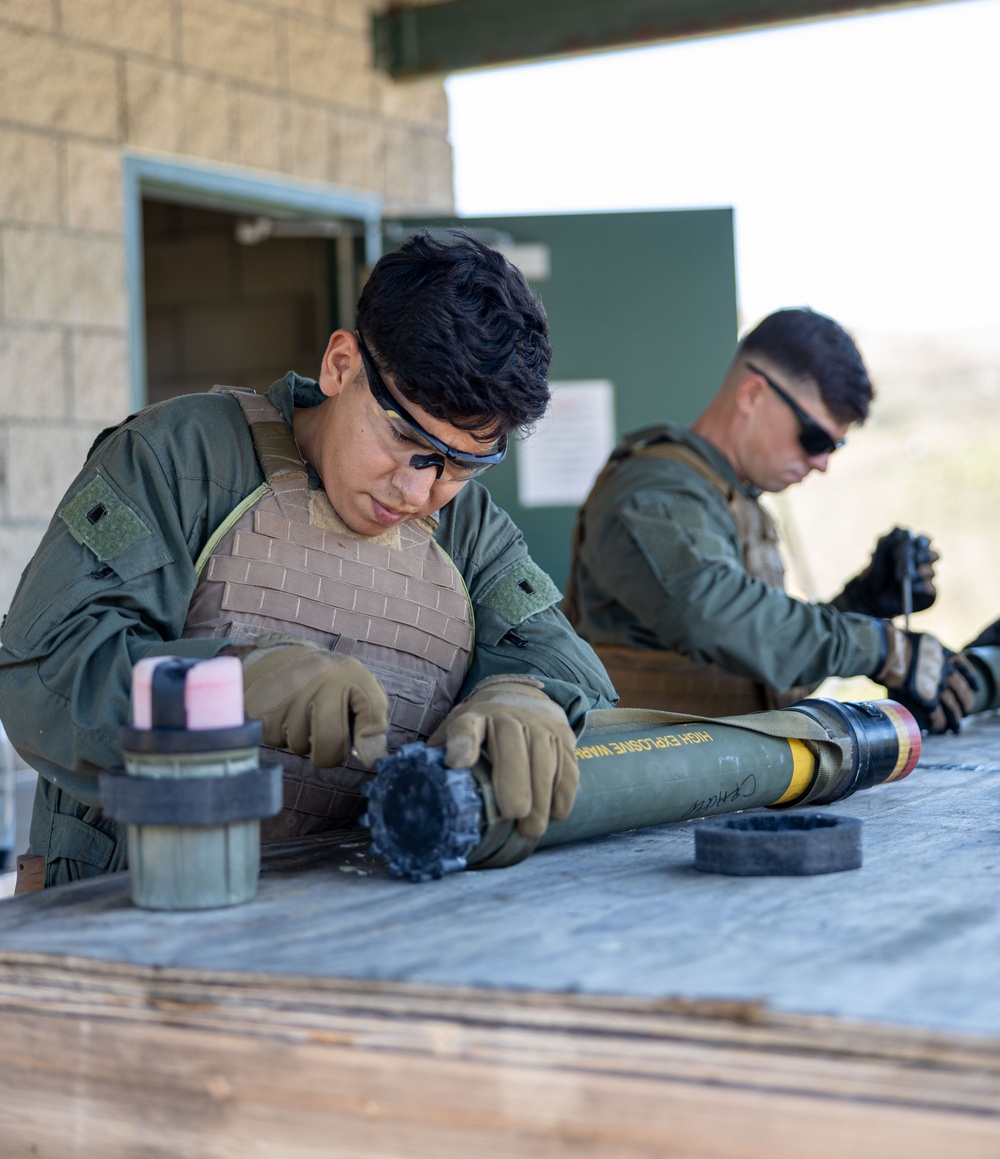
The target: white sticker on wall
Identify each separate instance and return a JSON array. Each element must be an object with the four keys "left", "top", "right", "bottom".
[
  {"left": 495, "top": 242, "right": 551, "bottom": 281},
  {"left": 516, "top": 380, "right": 615, "bottom": 508}
]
